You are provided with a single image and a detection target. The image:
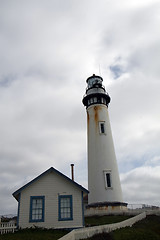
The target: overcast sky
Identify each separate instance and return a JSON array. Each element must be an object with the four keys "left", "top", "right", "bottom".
[{"left": 0, "top": 0, "right": 160, "bottom": 215}]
